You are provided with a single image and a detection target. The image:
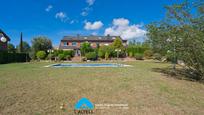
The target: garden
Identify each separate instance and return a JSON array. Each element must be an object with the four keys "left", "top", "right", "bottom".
[{"left": 0, "top": 1, "right": 204, "bottom": 114}]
